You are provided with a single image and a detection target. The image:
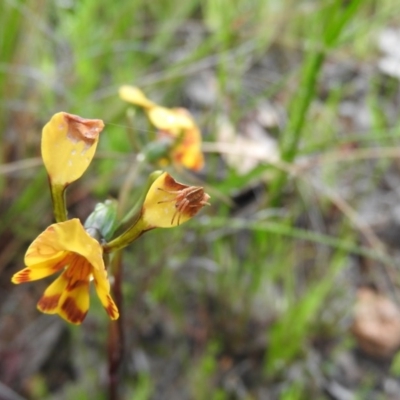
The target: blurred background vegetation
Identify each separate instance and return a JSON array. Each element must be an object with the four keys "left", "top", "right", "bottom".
[{"left": 2, "top": 0, "right": 400, "bottom": 399}]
